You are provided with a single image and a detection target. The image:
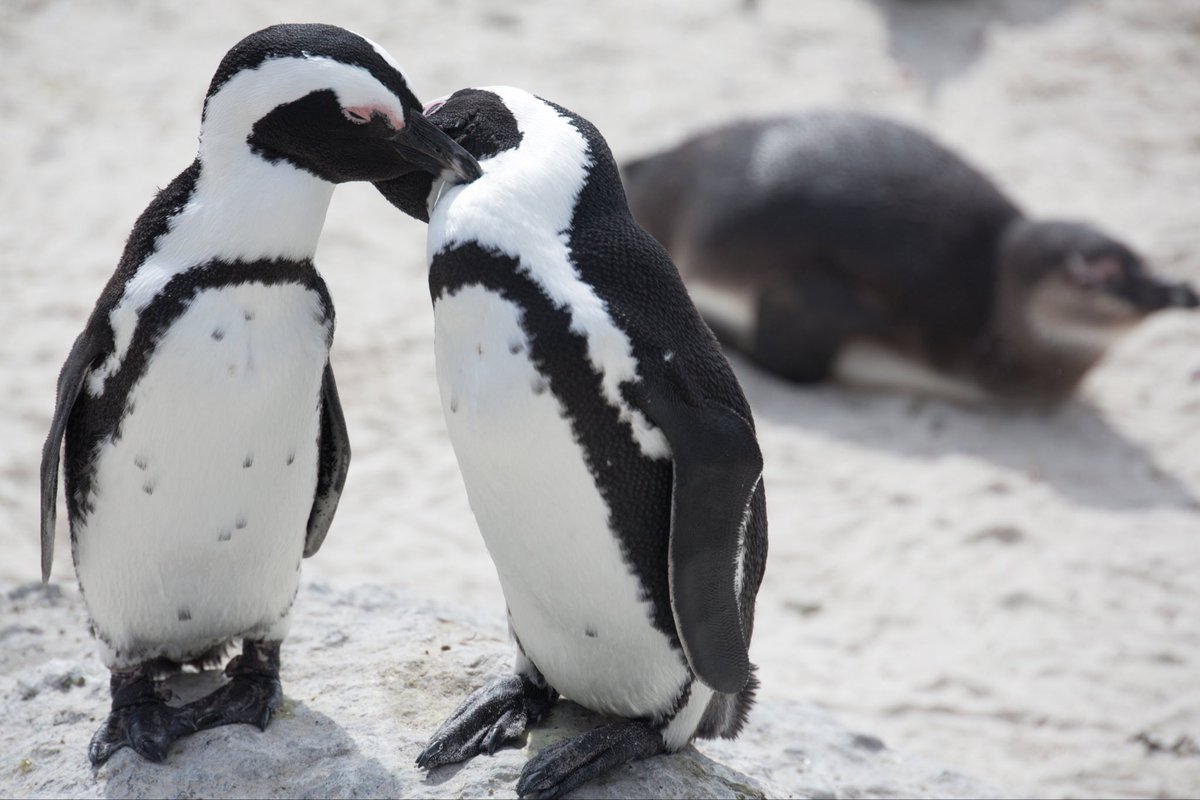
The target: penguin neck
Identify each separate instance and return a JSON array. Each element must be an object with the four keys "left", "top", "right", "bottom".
[
  {"left": 160, "top": 131, "right": 335, "bottom": 267},
  {"left": 431, "top": 92, "right": 596, "bottom": 253},
  {"left": 978, "top": 252, "right": 1109, "bottom": 399}
]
